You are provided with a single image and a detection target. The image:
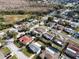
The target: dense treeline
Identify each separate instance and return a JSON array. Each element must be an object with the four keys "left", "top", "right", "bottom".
[
  {"left": 0, "top": 10, "right": 49, "bottom": 16},
  {"left": 0, "top": 23, "right": 13, "bottom": 30}
]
